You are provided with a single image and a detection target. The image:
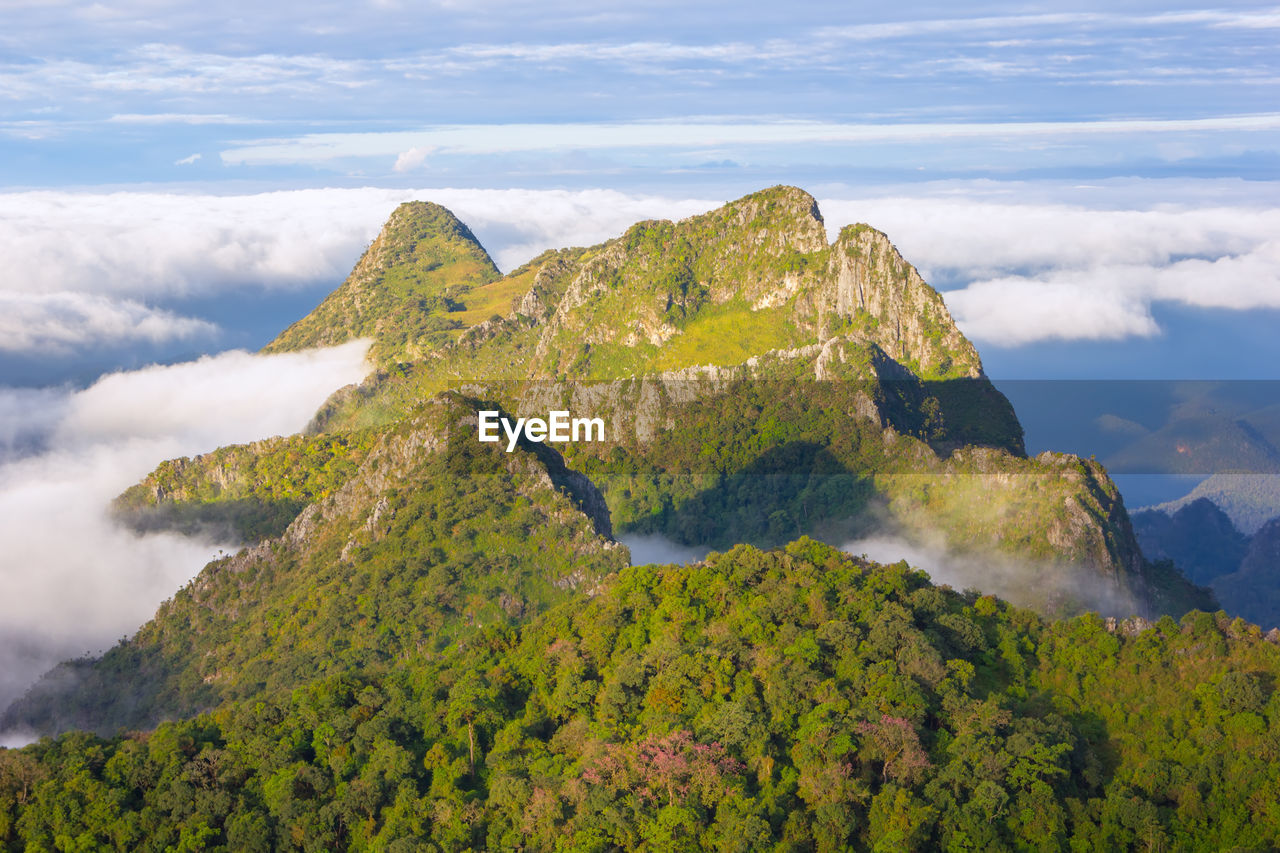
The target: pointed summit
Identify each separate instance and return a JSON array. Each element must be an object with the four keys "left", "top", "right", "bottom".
[{"left": 265, "top": 201, "right": 501, "bottom": 364}]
